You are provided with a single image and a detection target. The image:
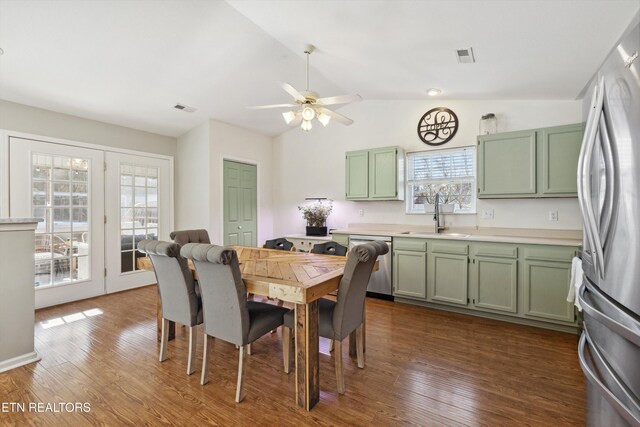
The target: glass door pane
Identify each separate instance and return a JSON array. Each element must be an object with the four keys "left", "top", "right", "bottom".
[
  {"left": 119, "top": 164, "right": 159, "bottom": 273},
  {"left": 32, "top": 155, "right": 90, "bottom": 287},
  {"left": 104, "top": 152, "right": 170, "bottom": 294},
  {"left": 10, "top": 137, "right": 105, "bottom": 309}
]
